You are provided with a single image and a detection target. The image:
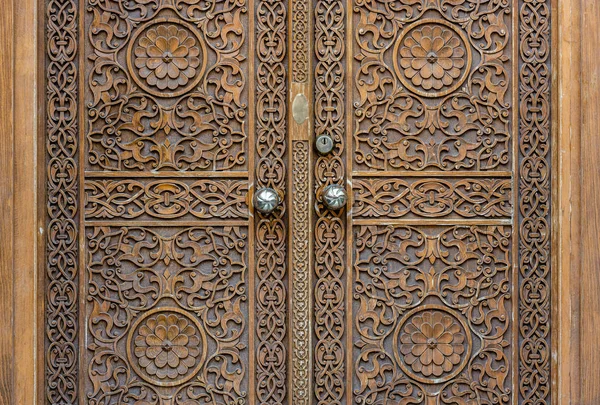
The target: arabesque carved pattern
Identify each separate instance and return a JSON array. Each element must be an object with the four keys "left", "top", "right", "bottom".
[
  {"left": 86, "top": 0, "right": 248, "bottom": 171},
  {"left": 353, "top": 178, "right": 512, "bottom": 219},
  {"left": 313, "top": 0, "right": 347, "bottom": 402},
  {"left": 45, "top": 0, "right": 79, "bottom": 403},
  {"left": 43, "top": 0, "right": 553, "bottom": 402},
  {"left": 86, "top": 226, "right": 248, "bottom": 404},
  {"left": 255, "top": 0, "right": 288, "bottom": 402},
  {"left": 518, "top": 1, "right": 551, "bottom": 404},
  {"left": 353, "top": 0, "right": 511, "bottom": 171},
  {"left": 81, "top": 1, "right": 253, "bottom": 404},
  {"left": 354, "top": 225, "right": 512, "bottom": 404},
  {"left": 85, "top": 179, "right": 249, "bottom": 220}
]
